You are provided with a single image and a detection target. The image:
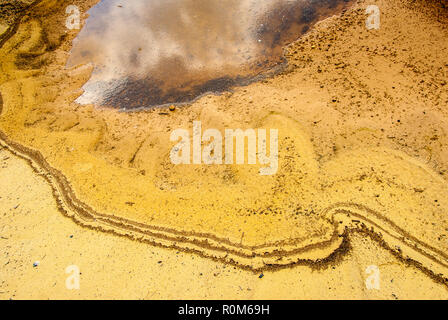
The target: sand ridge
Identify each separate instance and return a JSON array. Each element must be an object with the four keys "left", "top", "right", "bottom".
[
  {"left": 3, "top": 145, "right": 448, "bottom": 300},
  {"left": 0, "top": 0, "right": 448, "bottom": 294},
  {"left": 2, "top": 127, "right": 448, "bottom": 283}
]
